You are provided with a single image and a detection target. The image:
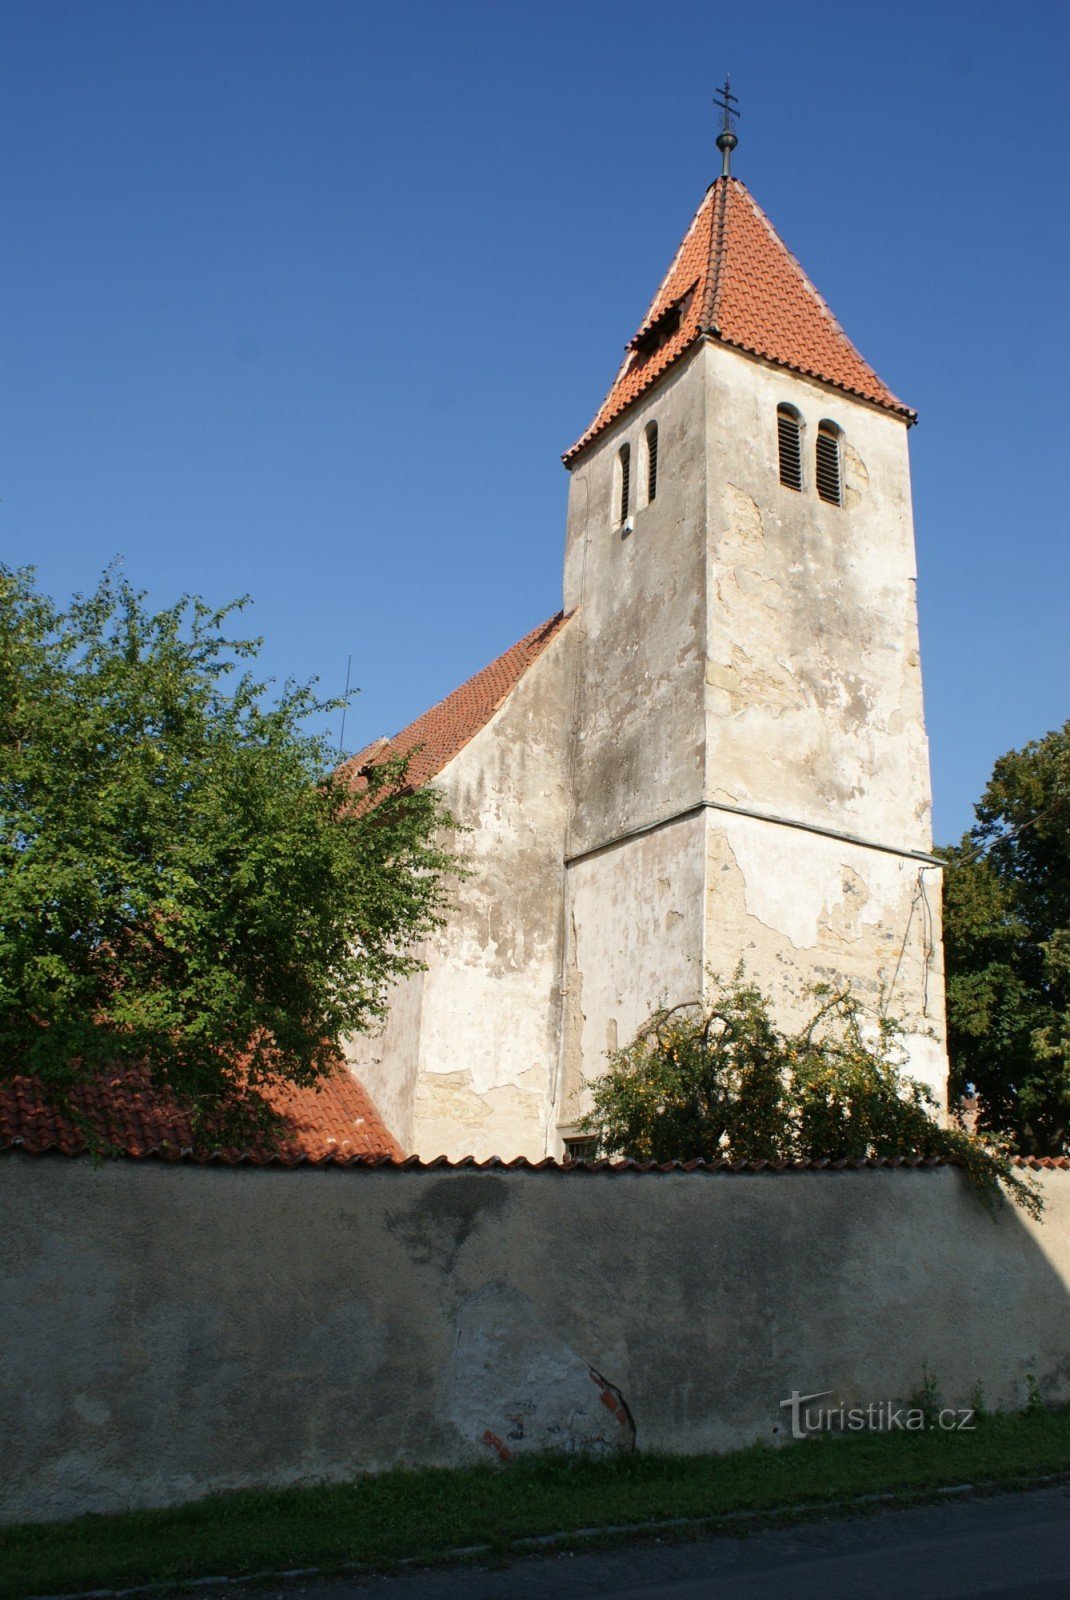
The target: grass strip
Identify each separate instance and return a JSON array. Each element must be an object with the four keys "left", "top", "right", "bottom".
[{"left": 3, "top": 1407, "right": 1069, "bottom": 1600}]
